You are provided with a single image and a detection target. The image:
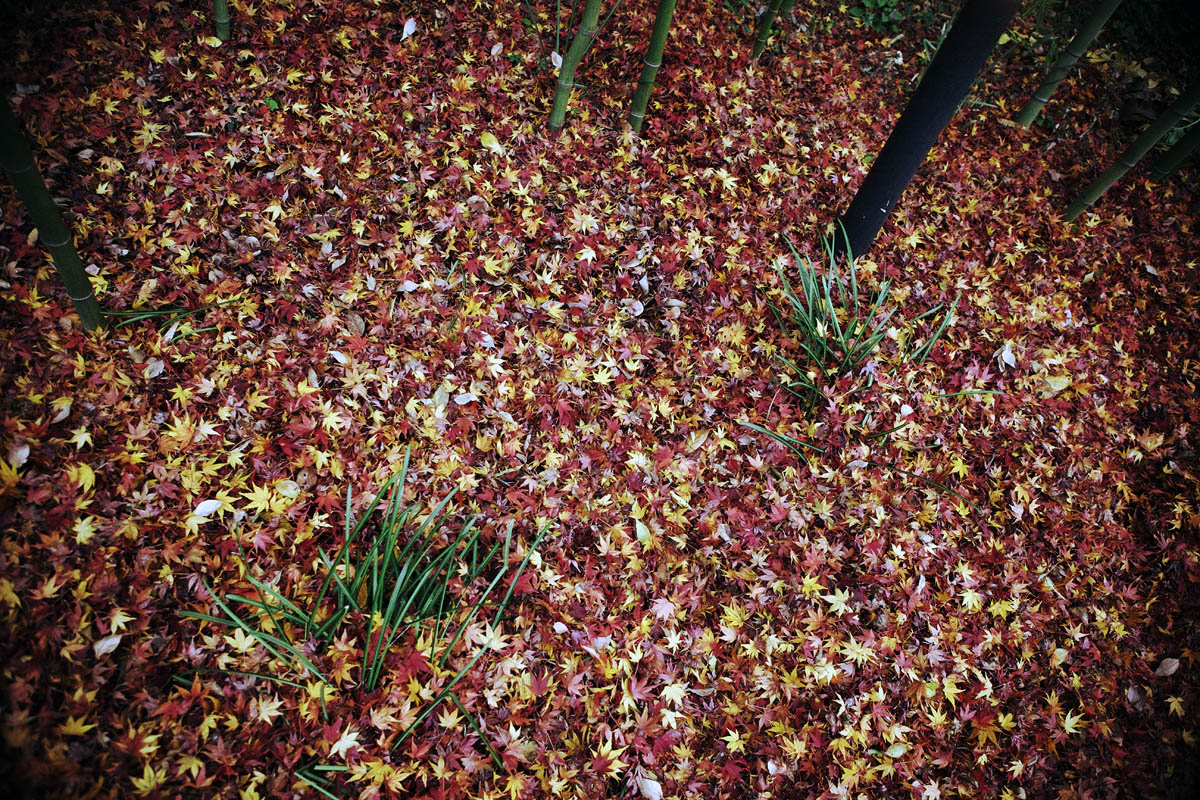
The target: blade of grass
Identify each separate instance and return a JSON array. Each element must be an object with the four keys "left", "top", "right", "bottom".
[
  {"left": 187, "top": 580, "right": 327, "bottom": 682},
  {"left": 234, "top": 540, "right": 292, "bottom": 646},
  {"left": 911, "top": 292, "right": 960, "bottom": 364},
  {"left": 738, "top": 421, "right": 826, "bottom": 455},
  {"left": 930, "top": 389, "right": 1001, "bottom": 398},
  {"left": 171, "top": 667, "right": 307, "bottom": 690},
  {"left": 436, "top": 567, "right": 509, "bottom": 670},
  {"left": 867, "top": 422, "right": 910, "bottom": 441},
  {"left": 490, "top": 522, "right": 551, "bottom": 629},
  {"left": 296, "top": 768, "right": 342, "bottom": 800},
  {"left": 450, "top": 690, "right": 504, "bottom": 770},
  {"left": 391, "top": 636, "right": 497, "bottom": 752}
]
